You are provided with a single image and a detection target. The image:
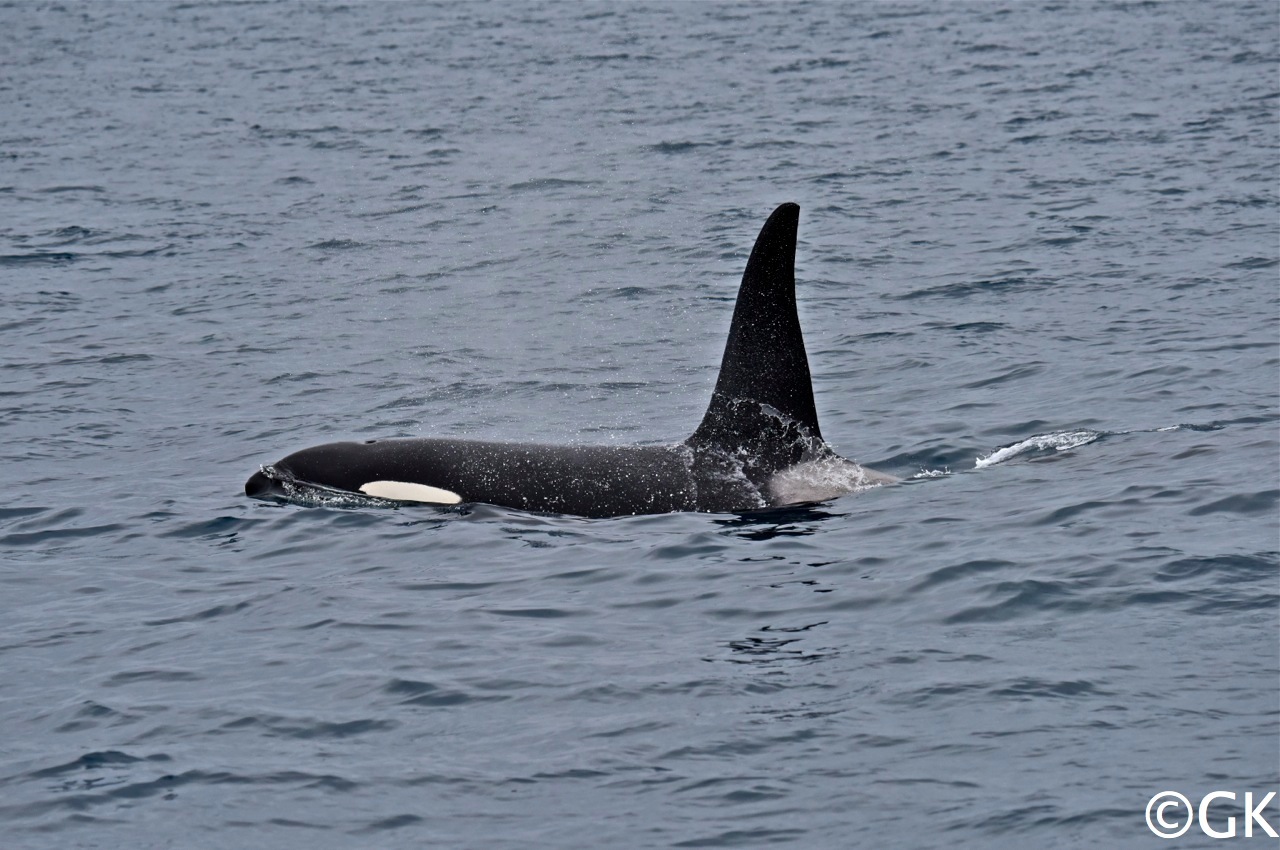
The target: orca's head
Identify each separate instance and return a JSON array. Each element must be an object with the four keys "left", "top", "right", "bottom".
[
  {"left": 244, "top": 466, "right": 287, "bottom": 501},
  {"left": 245, "top": 440, "right": 369, "bottom": 501},
  {"left": 244, "top": 440, "right": 463, "bottom": 505}
]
